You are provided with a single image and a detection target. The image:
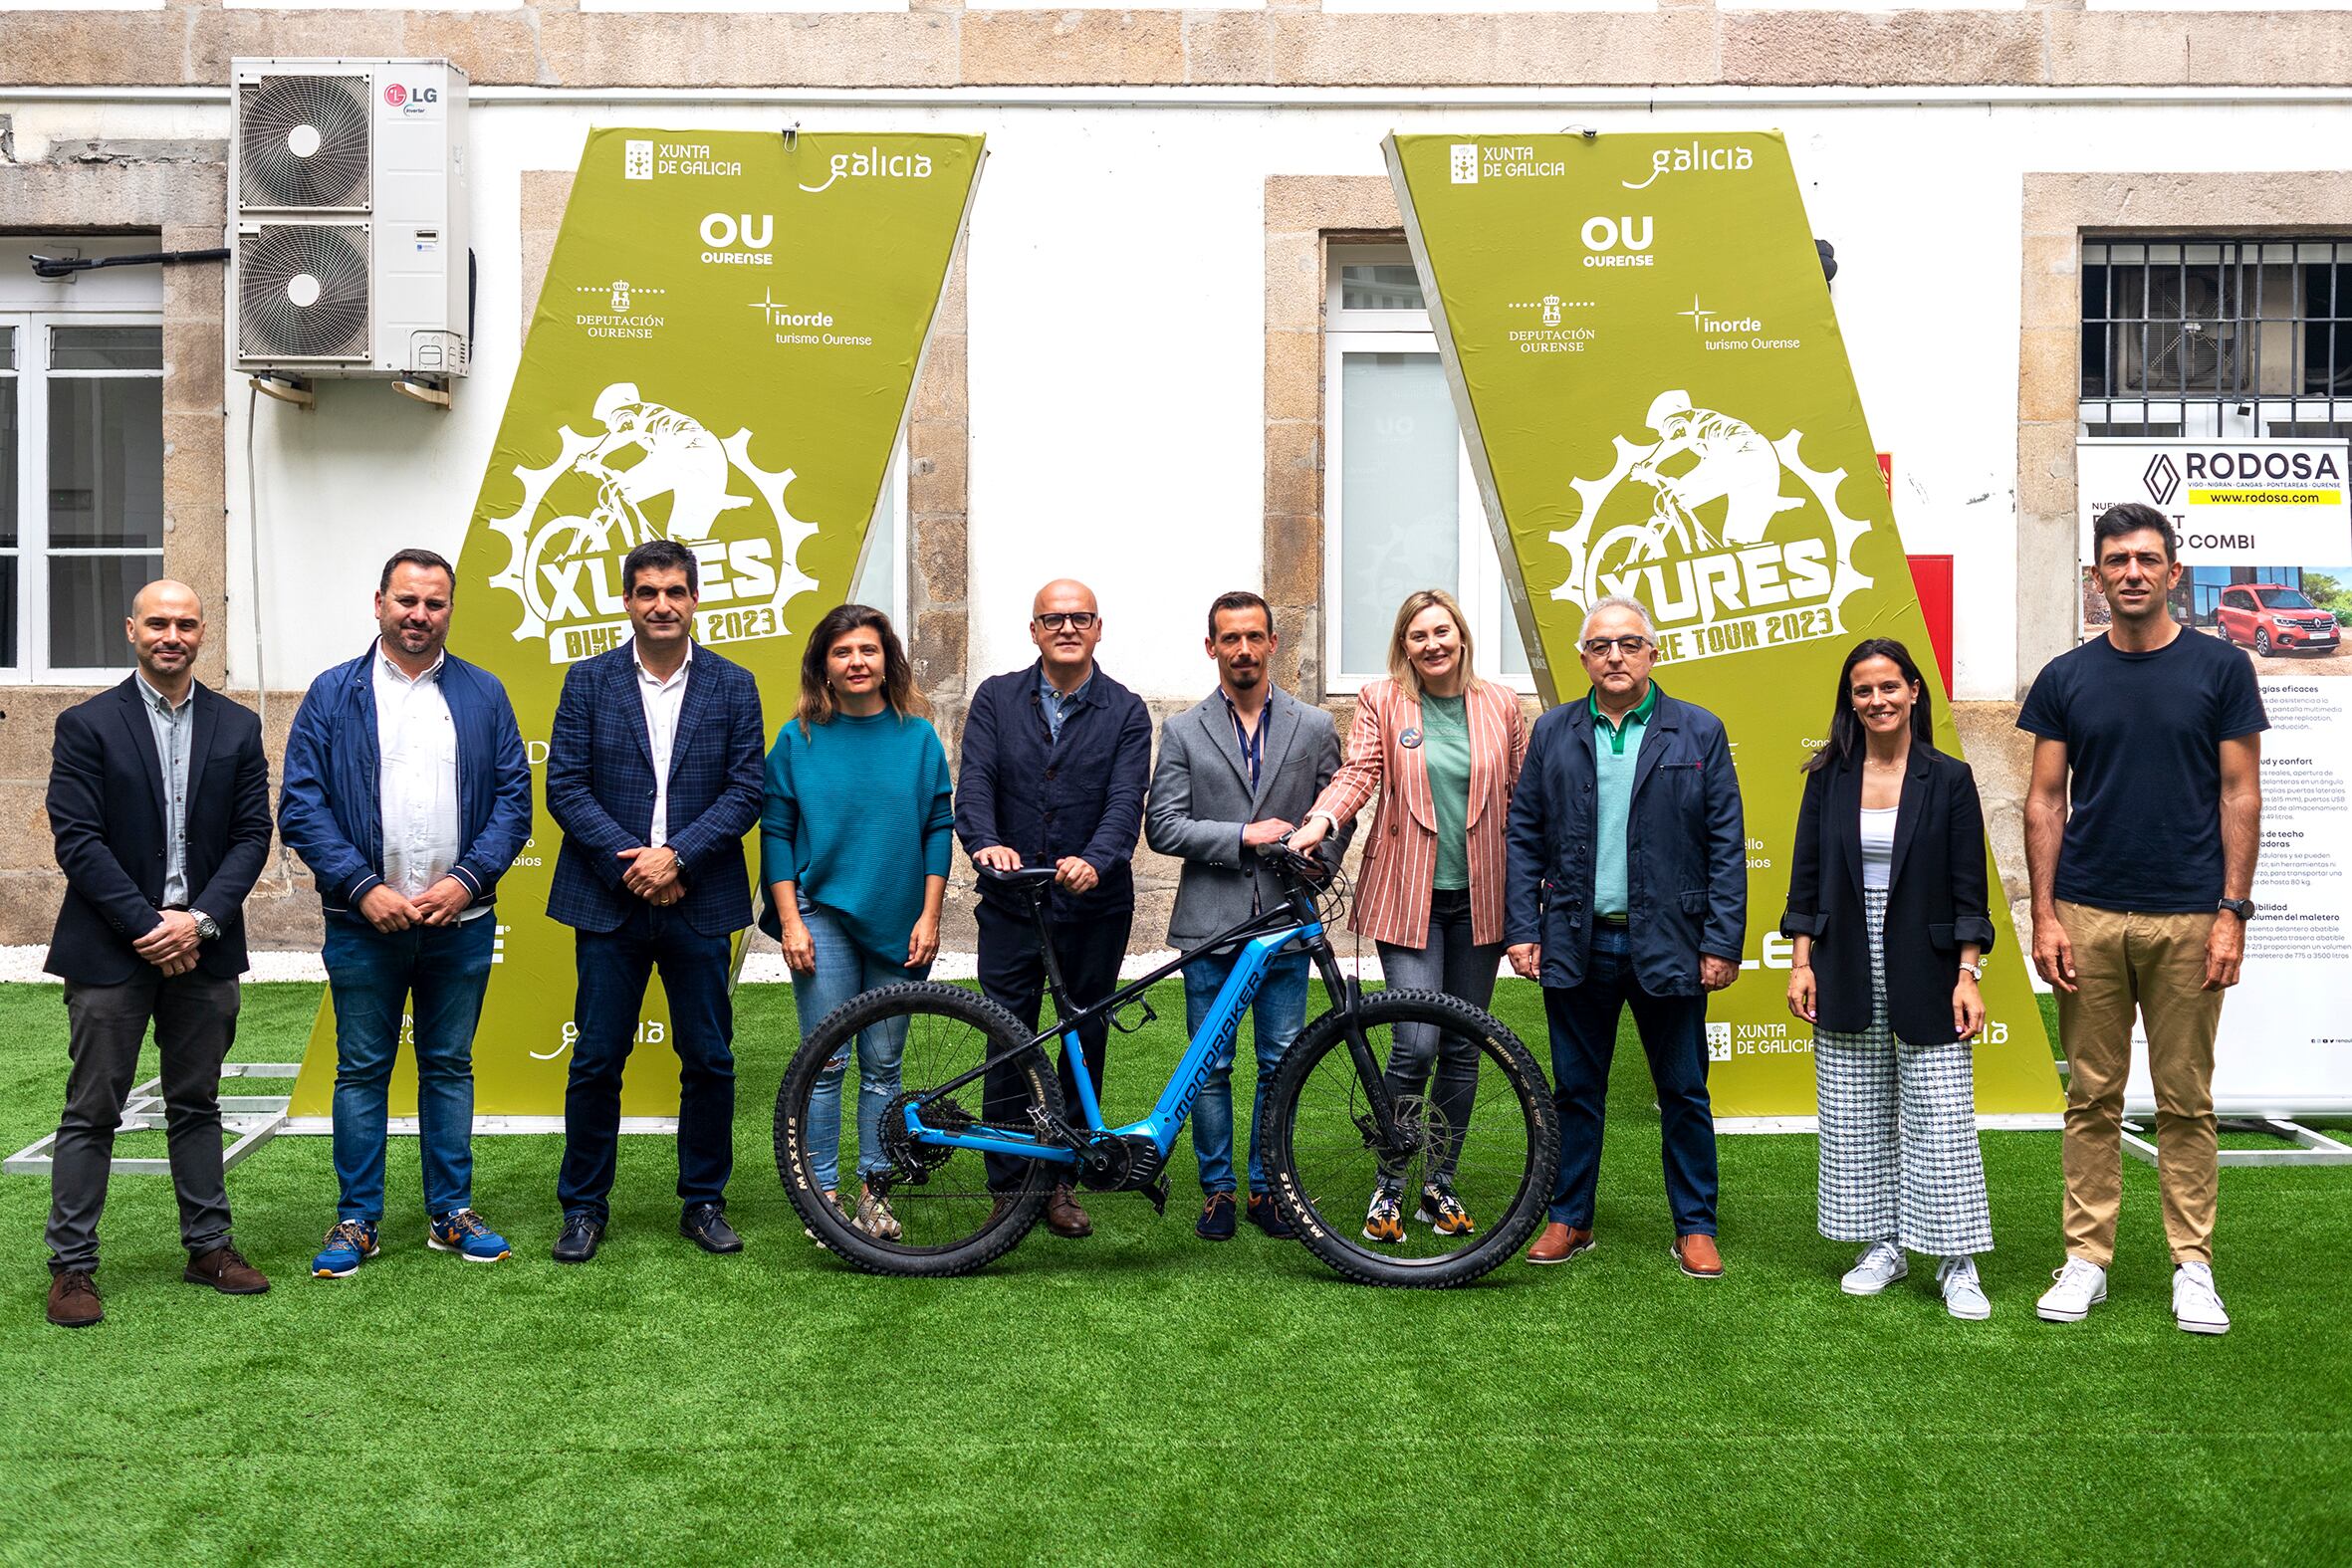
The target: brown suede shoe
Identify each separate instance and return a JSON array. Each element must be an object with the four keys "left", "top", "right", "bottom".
[
  {"left": 1044, "top": 1184, "right": 1093, "bottom": 1239},
  {"left": 47, "top": 1269, "right": 103, "bottom": 1328},
  {"left": 1672, "top": 1233, "right": 1725, "bottom": 1278},
  {"left": 183, "top": 1245, "right": 271, "bottom": 1295},
  {"left": 1526, "top": 1223, "right": 1595, "bottom": 1265}
]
